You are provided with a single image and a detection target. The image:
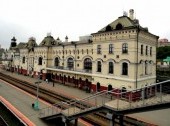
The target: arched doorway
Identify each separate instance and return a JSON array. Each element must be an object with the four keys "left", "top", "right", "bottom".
[
  {"left": 108, "top": 84, "right": 113, "bottom": 91},
  {"left": 97, "top": 82, "right": 100, "bottom": 92}
]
